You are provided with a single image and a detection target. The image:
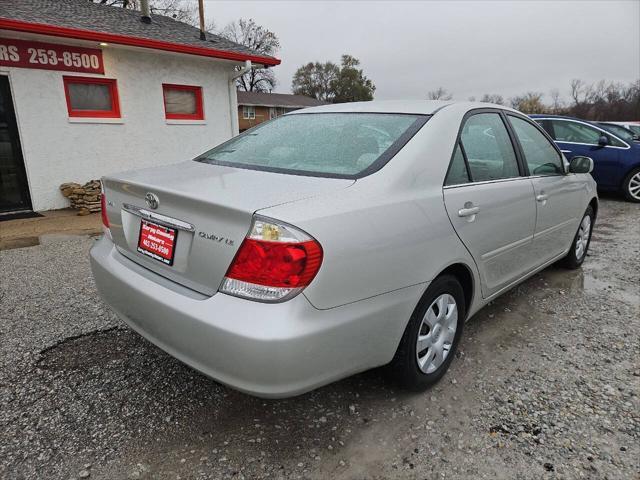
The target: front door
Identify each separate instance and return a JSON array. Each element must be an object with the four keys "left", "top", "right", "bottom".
[
  {"left": 0, "top": 76, "right": 31, "bottom": 214},
  {"left": 507, "top": 115, "right": 584, "bottom": 261},
  {"left": 443, "top": 111, "right": 537, "bottom": 298}
]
